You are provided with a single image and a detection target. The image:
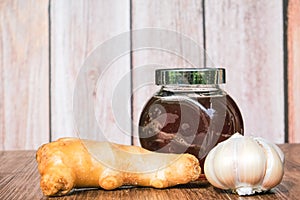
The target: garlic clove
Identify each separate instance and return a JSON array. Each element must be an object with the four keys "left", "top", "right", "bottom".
[
  {"left": 235, "top": 137, "right": 267, "bottom": 186},
  {"left": 204, "top": 147, "right": 227, "bottom": 189},
  {"left": 212, "top": 140, "right": 236, "bottom": 189},
  {"left": 254, "top": 137, "right": 284, "bottom": 190}
]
